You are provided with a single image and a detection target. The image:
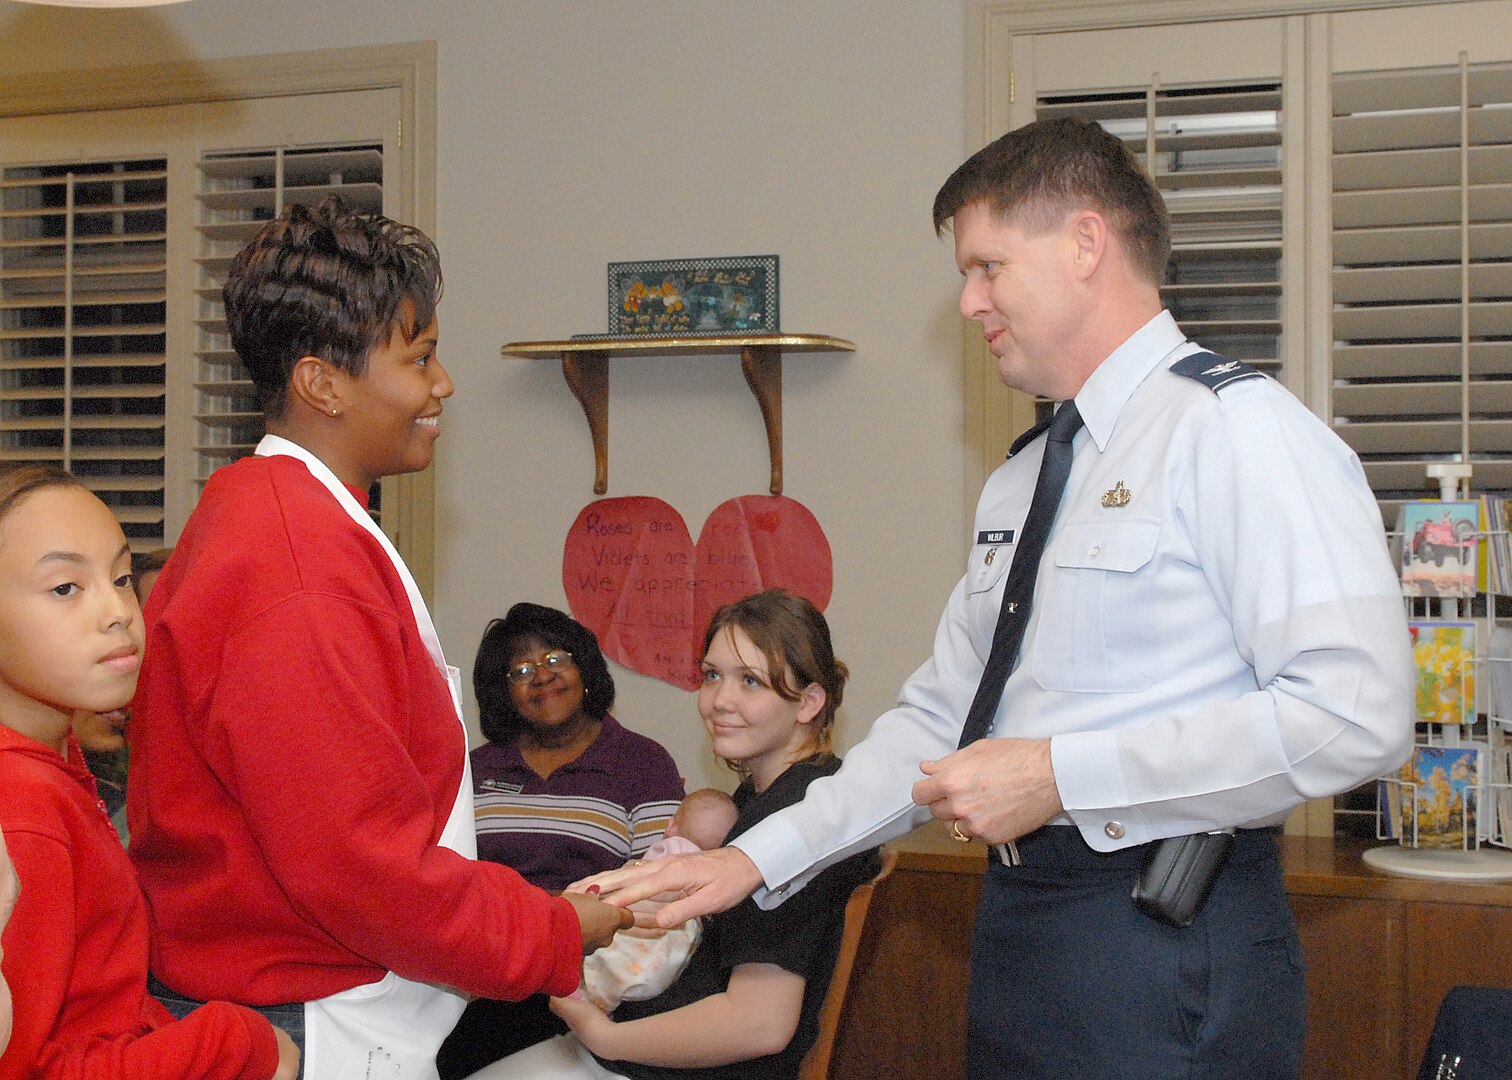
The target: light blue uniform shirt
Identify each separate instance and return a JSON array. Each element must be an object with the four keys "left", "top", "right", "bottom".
[{"left": 739, "top": 311, "right": 1414, "bottom": 904}]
